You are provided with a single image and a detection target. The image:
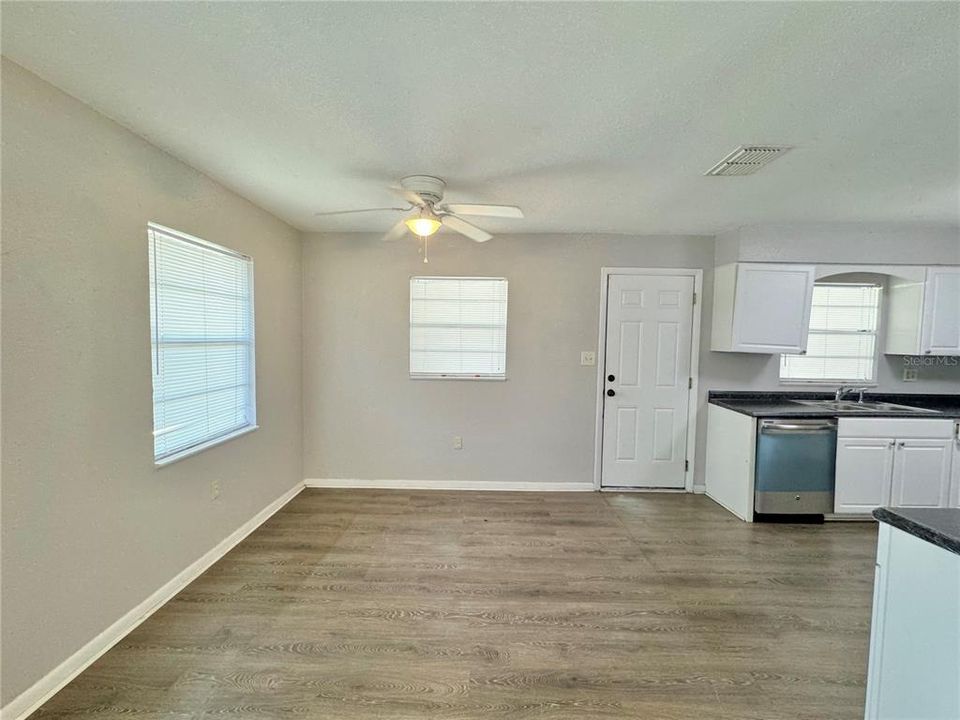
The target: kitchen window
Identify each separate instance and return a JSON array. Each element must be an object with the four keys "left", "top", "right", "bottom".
[
  {"left": 410, "top": 276, "right": 508, "bottom": 379},
  {"left": 780, "top": 283, "right": 881, "bottom": 384},
  {"left": 149, "top": 223, "right": 256, "bottom": 464}
]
